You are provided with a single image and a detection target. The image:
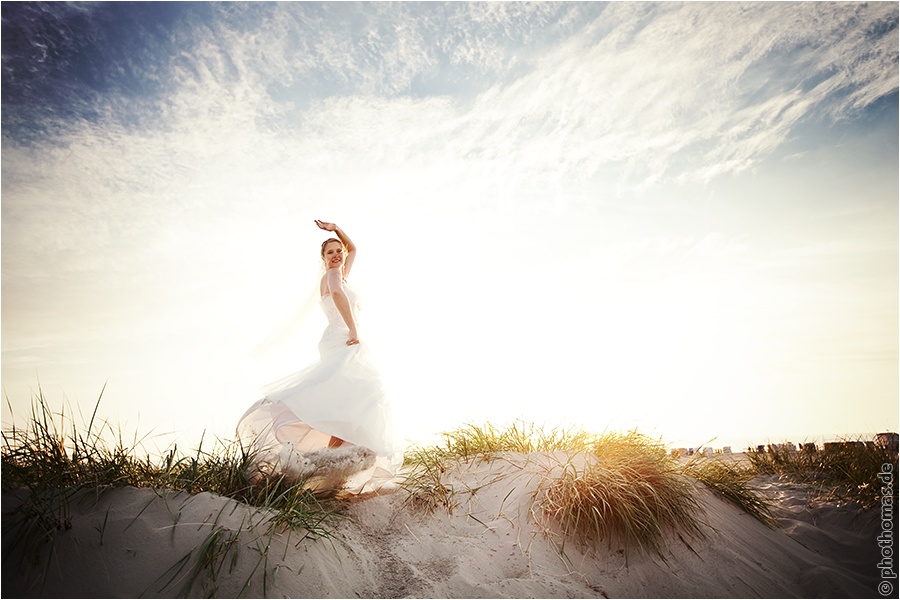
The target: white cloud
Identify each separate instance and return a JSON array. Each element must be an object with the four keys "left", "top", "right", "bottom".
[
  {"left": 444, "top": 2, "right": 898, "bottom": 186},
  {"left": 13, "top": 3, "right": 894, "bottom": 191},
  {"left": 2, "top": 2, "right": 896, "bottom": 446}
]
